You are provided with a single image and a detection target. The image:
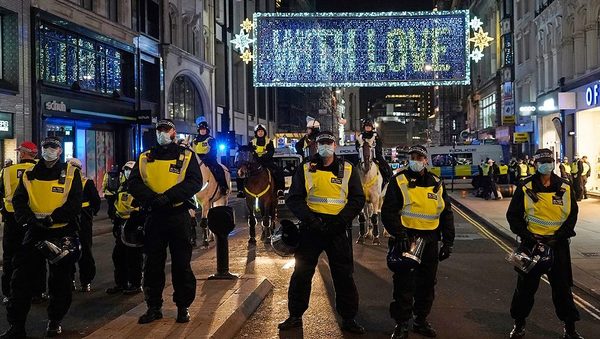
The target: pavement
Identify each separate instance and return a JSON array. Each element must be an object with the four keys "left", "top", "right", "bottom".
[{"left": 449, "top": 190, "right": 600, "bottom": 300}]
